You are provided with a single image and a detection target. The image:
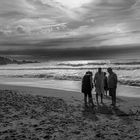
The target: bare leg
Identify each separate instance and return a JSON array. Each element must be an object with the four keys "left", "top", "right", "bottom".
[
  {"left": 112, "top": 89, "right": 116, "bottom": 107},
  {"left": 96, "top": 93, "right": 99, "bottom": 104},
  {"left": 105, "top": 90, "right": 107, "bottom": 96},
  {"left": 89, "top": 97, "right": 94, "bottom": 107},
  {"left": 101, "top": 94, "right": 103, "bottom": 103}
]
